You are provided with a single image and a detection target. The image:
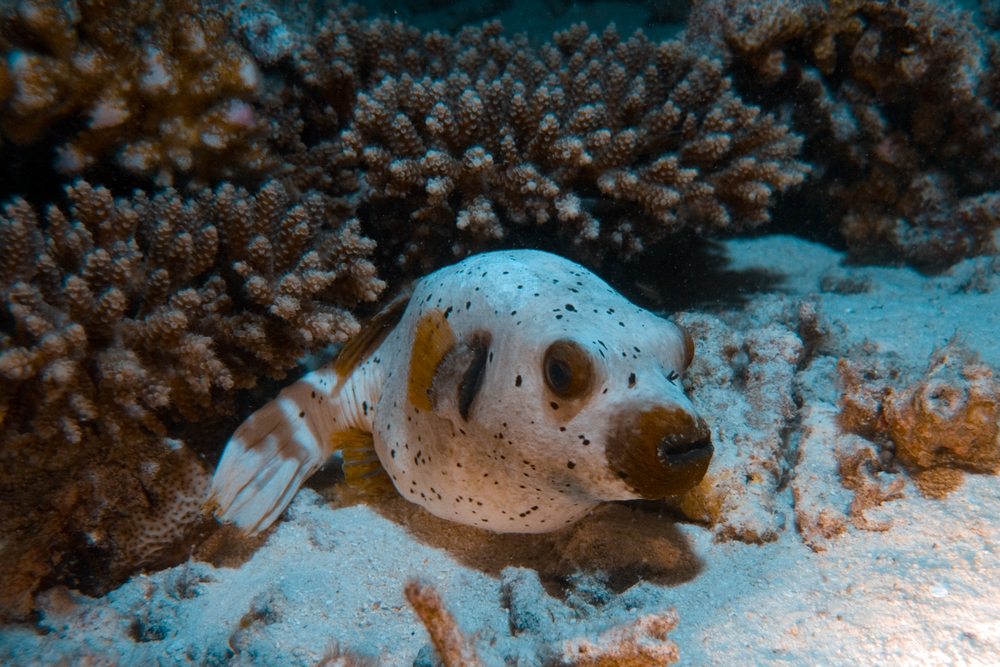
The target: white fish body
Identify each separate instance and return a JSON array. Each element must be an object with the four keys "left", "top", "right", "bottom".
[{"left": 206, "top": 250, "right": 713, "bottom": 534}]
